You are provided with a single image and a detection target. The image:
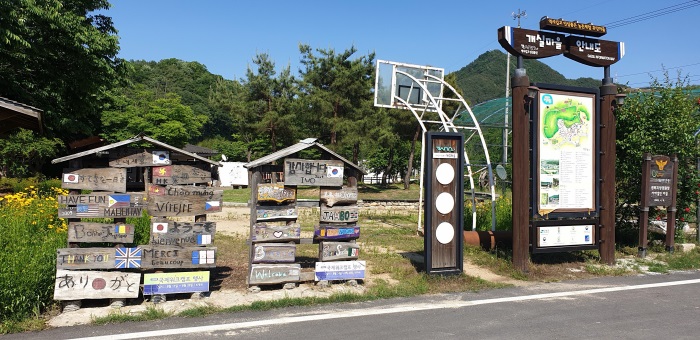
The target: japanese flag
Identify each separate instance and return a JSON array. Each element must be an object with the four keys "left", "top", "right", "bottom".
[
  {"left": 63, "top": 173, "right": 80, "bottom": 183},
  {"left": 152, "top": 222, "right": 168, "bottom": 234}
]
